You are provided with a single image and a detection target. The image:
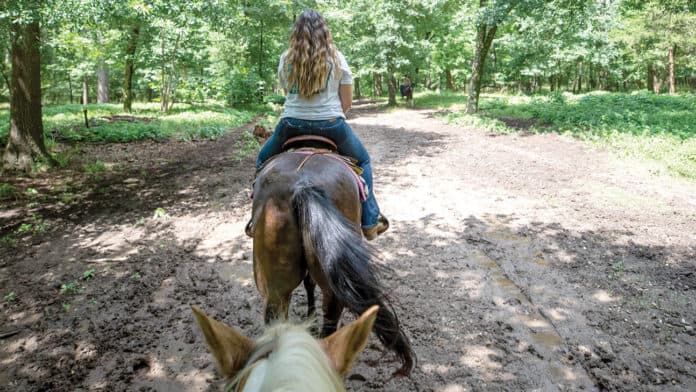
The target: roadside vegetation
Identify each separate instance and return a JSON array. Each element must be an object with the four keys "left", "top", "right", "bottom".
[
  {"left": 0, "top": 102, "right": 265, "bottom": 146},
  {"left": 417, "top": 91, "right": 696, "bottom": 180}
]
